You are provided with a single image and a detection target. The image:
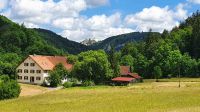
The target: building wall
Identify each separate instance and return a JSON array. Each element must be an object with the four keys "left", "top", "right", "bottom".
[{"left": 16, "top": 57, "right": 48, "bottom": 85}]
